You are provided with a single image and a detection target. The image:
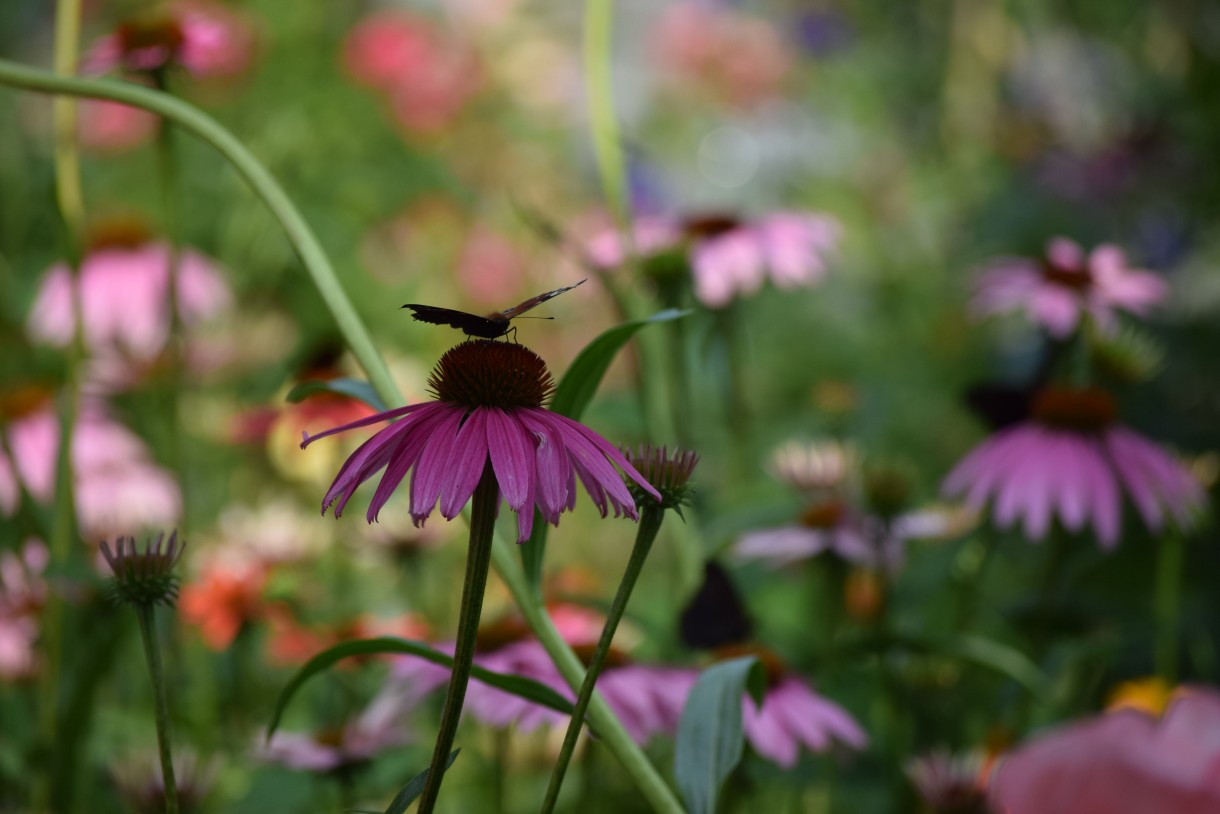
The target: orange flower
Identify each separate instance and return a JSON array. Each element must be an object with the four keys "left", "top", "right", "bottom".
[{"left": 179, "top": 562, "right": 266, "bottom": 650}]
